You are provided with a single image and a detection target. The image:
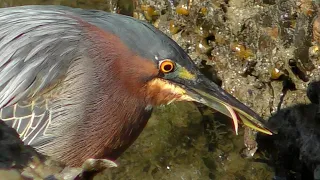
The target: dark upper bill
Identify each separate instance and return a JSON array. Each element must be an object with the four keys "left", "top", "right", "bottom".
[{"left": 175, "top": 73, "right": 276, "bottom": 135}]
